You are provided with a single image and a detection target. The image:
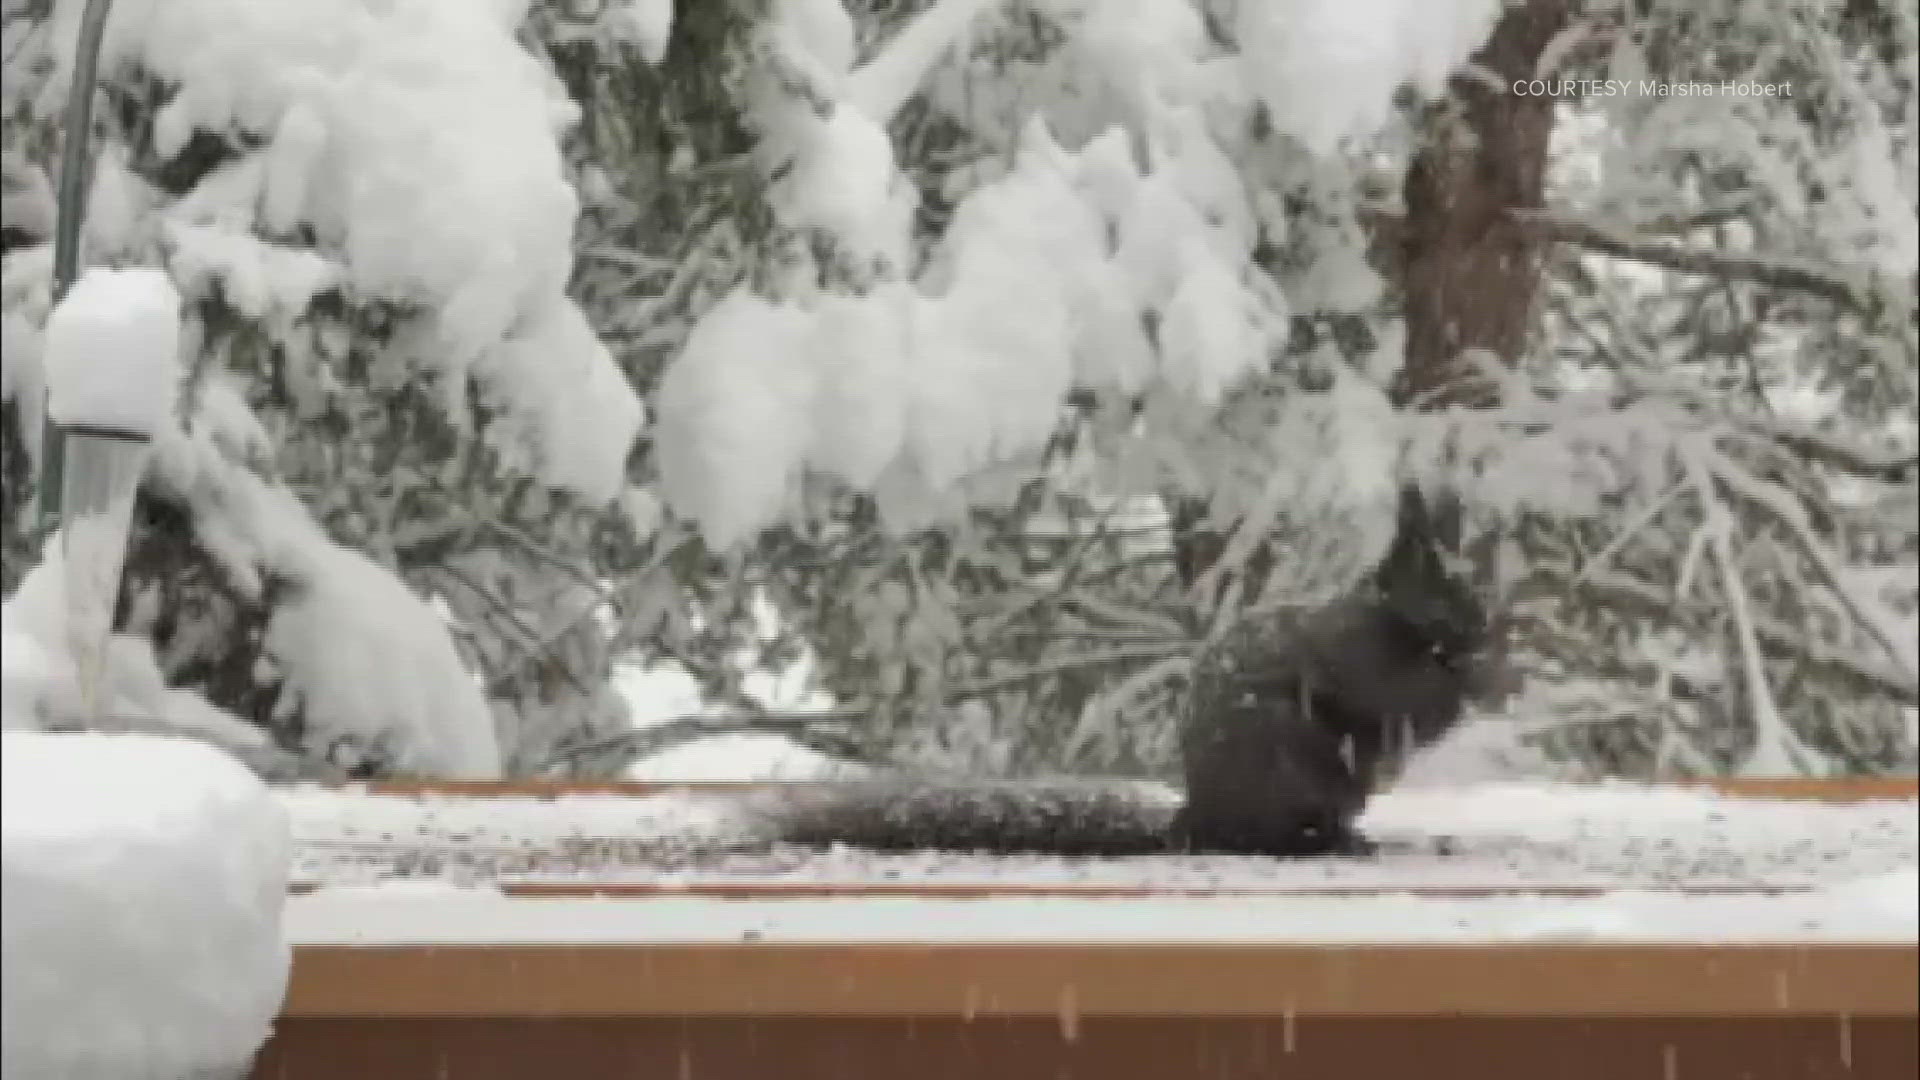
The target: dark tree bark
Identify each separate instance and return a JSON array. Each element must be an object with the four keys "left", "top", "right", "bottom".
[{"left": 1397, "top": 0, "right": 1571, "bottom": 406}]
